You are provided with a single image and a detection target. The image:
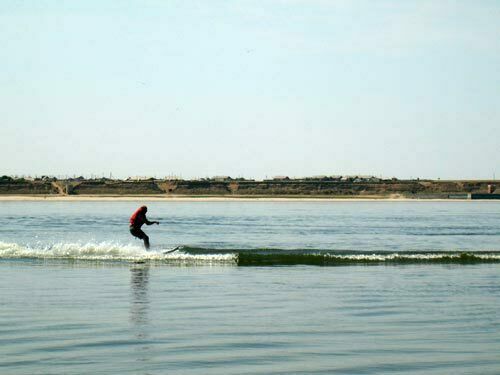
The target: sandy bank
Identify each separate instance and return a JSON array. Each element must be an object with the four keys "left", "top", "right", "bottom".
[{"left": 0, "top": 195, "right": 472, "bottom": 202}]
